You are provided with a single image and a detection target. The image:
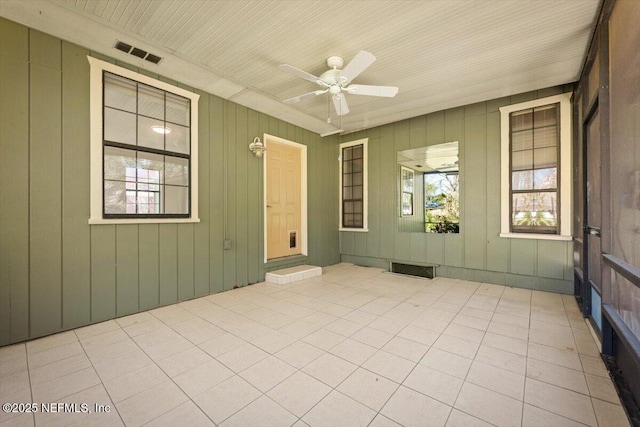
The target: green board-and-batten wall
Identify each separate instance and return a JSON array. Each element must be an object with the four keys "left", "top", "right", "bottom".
[
  {"left": 0, "top": 18, "right": 340, "bottom": 346},
  {"left": 340, "top": 86, "right": 575, "bottom": 293}
]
